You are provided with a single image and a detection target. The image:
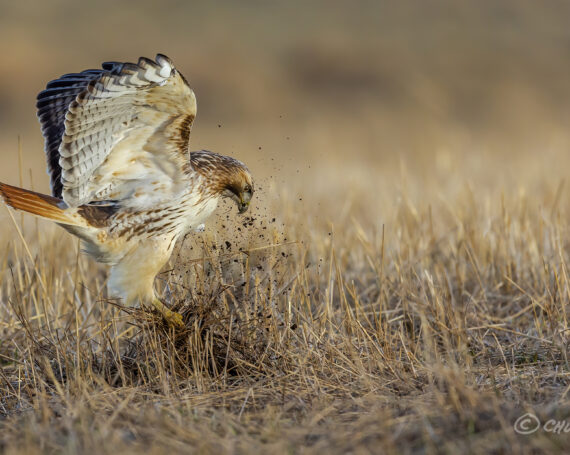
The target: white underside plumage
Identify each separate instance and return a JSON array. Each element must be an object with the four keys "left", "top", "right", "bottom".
[{"left": 82, "top": 181, "right": 221, "bottom": 305}]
